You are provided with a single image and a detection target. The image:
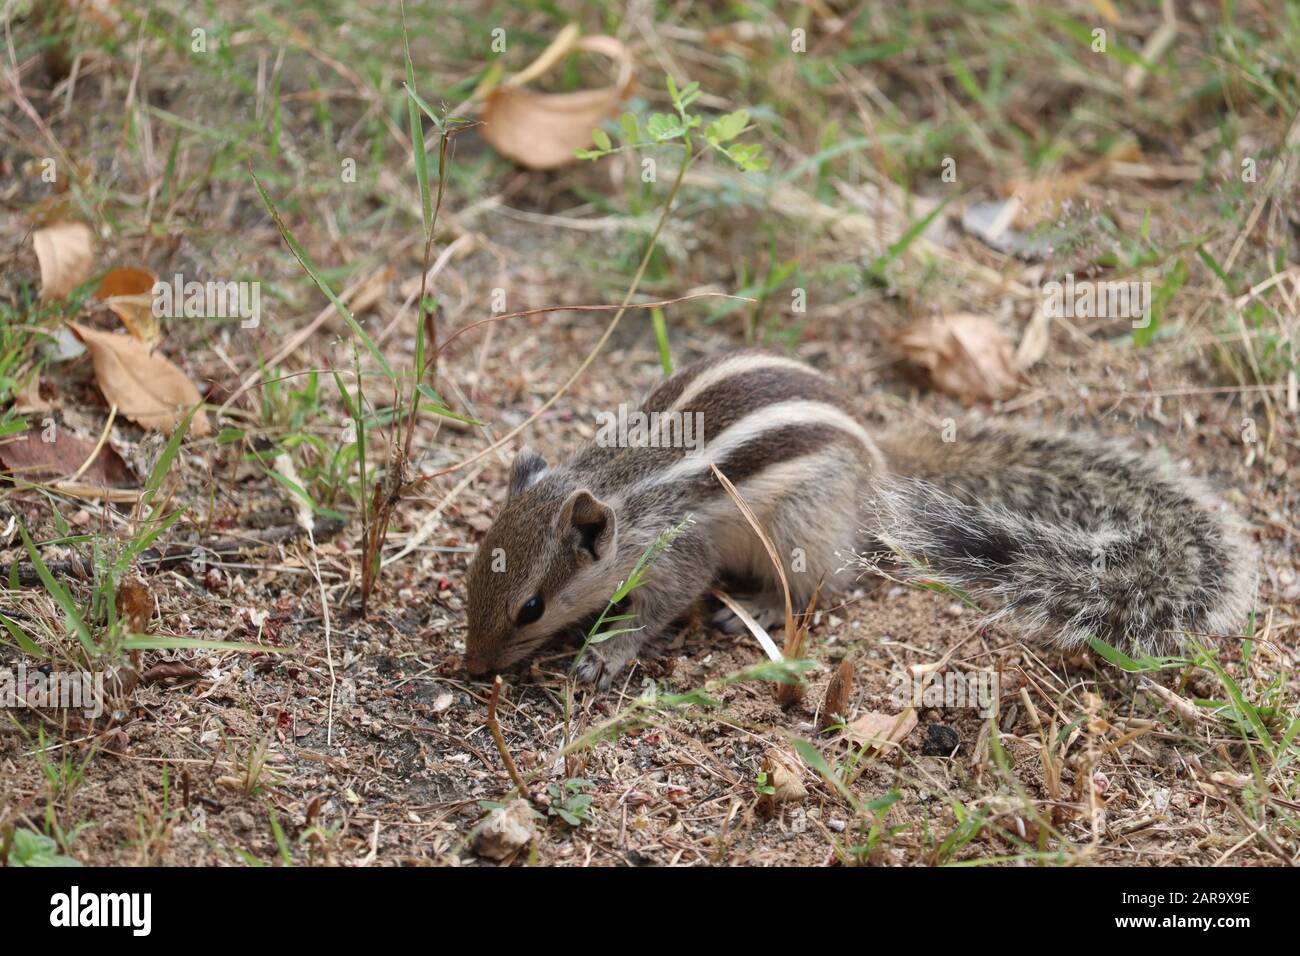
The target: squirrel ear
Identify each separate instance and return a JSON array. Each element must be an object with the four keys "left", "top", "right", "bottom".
[
  {"left": 557, "top": 490, "right": 616, "bottom": 561},
  {"left": 508, "top": 447, "right": 548, "bottom": 499}
]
